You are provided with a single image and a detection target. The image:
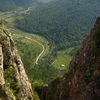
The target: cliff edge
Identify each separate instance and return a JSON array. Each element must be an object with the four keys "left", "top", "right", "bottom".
[
  {"left": 0, "top": 22, "right": 33, "bottom": 100},
  {"left": 41, "top": 17, "right": 100, "bottom": 100}
]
